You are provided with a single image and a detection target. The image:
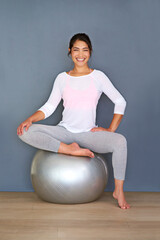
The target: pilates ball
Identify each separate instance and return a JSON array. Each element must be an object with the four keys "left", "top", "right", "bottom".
[{"left": 31, "top": 150, "right": 108, "bottom": 204}]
